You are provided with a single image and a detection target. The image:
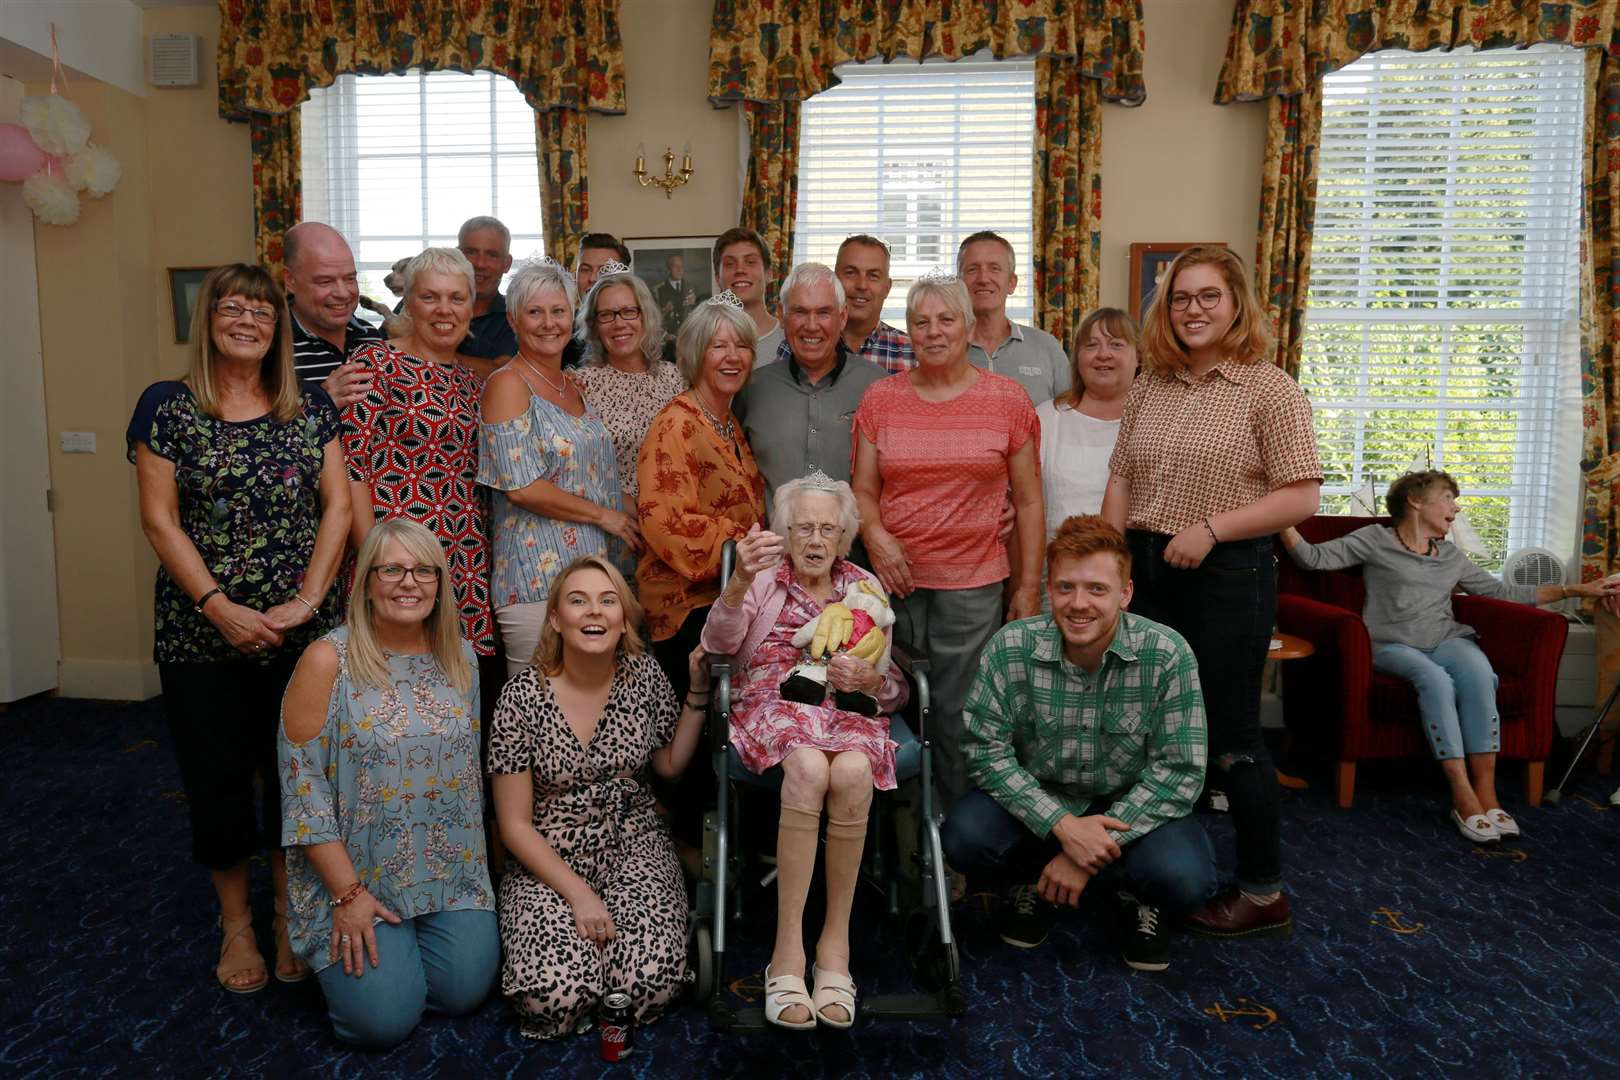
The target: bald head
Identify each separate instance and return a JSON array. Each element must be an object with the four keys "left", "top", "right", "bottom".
[{"left": 283, "top": 222, "right": 359, "bottom": 339}]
